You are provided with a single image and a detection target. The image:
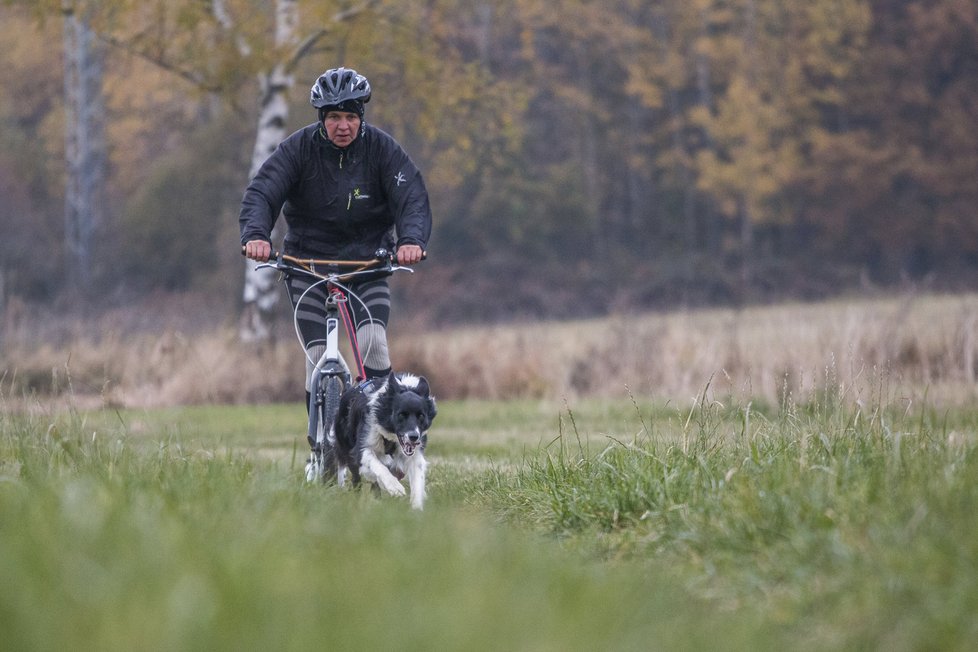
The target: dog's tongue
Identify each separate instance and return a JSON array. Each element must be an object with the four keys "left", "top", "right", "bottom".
[{"left": 399, "top": 437, "right": 417, "bottom": 456}]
